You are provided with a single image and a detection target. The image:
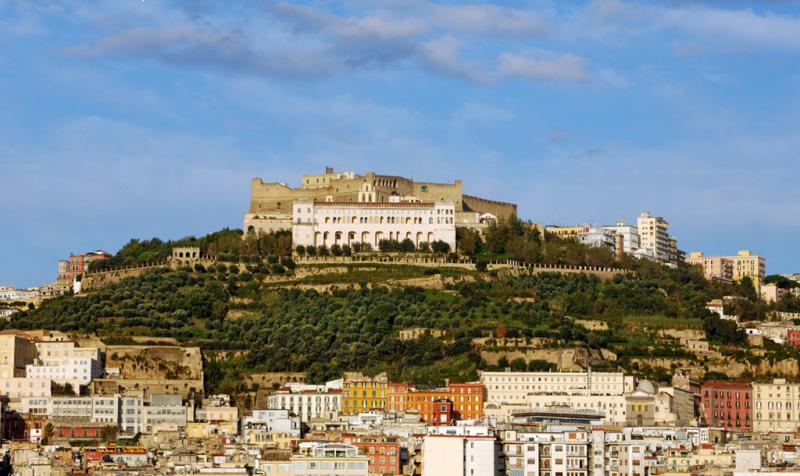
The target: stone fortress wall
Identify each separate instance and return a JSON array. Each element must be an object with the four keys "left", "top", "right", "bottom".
[{"left": 244, "top": 168, "right": 517, "bottom": 235}]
